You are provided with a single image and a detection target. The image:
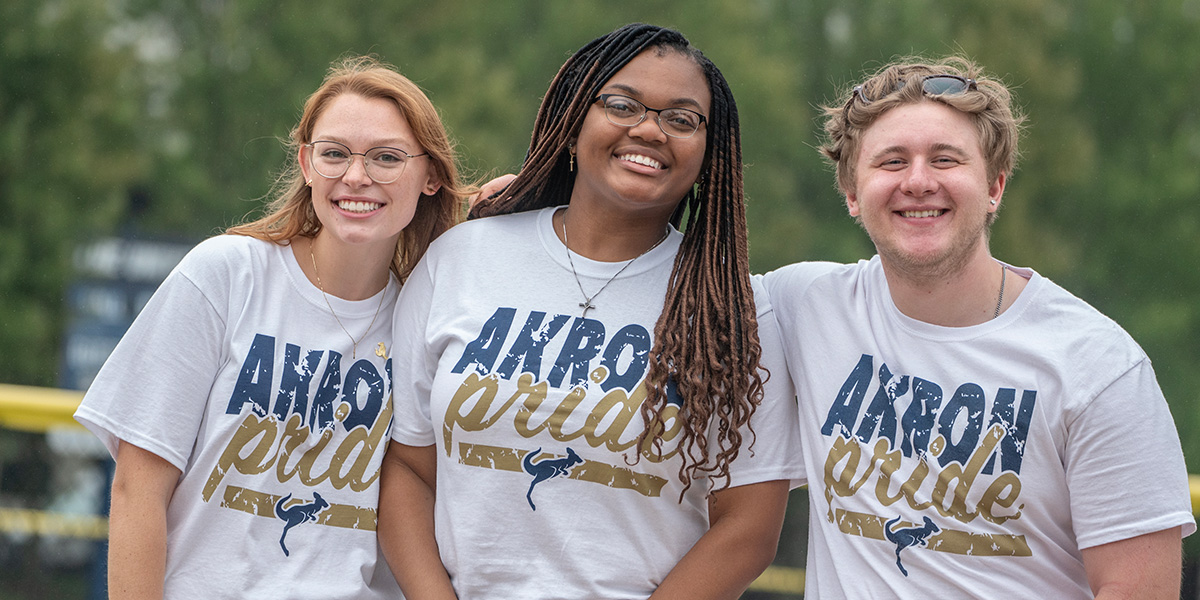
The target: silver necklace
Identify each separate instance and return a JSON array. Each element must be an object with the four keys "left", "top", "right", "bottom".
[
  {"left": 309, "top": 242, "right": 386, "bottom": 359},
  {"left": 561, "top": 212, "right": 669, "bottom": 319},
  {"left": 993, "top": 263, "right": 1007, "bottom": 319}
]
